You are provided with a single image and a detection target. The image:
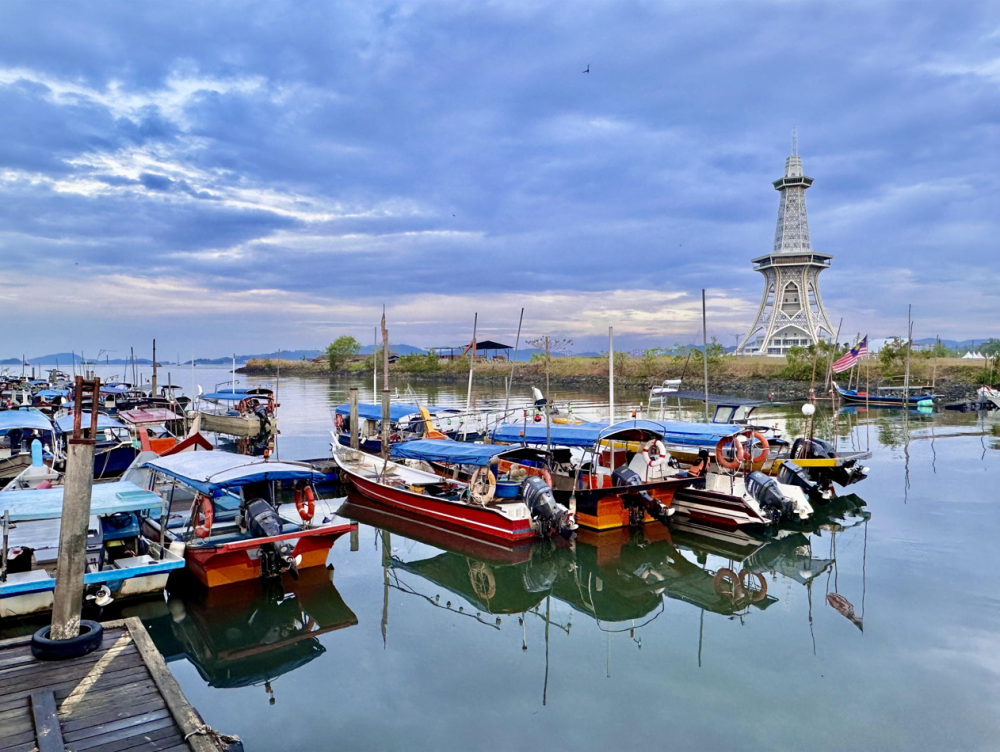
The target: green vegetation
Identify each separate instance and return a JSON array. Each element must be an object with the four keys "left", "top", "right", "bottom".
[
  {"left": 395, "top": 351, "right": 442, "bottom": 373},
  {"left": 326, "top": 336, "right": 362, "bottom": 370}
]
